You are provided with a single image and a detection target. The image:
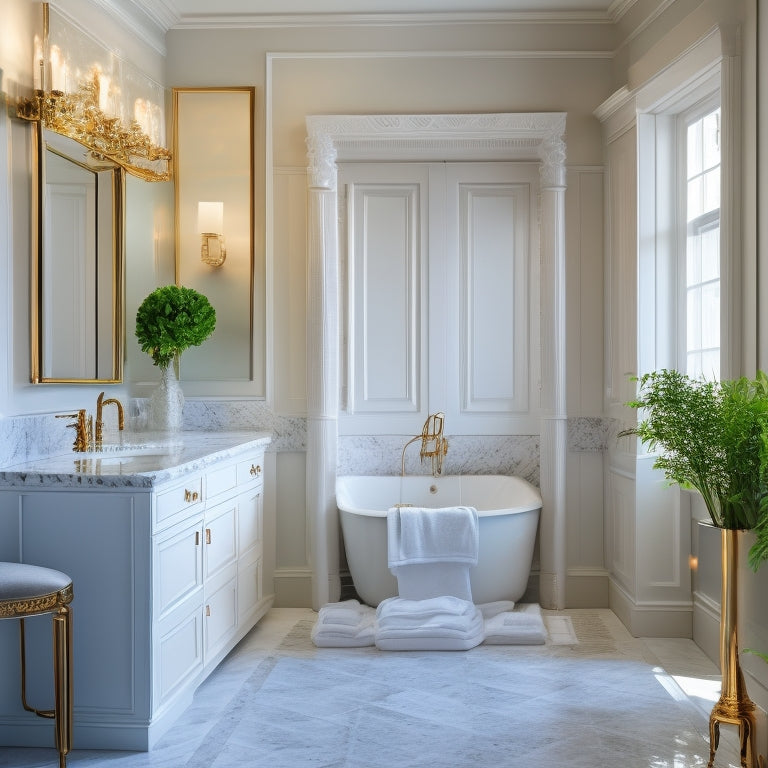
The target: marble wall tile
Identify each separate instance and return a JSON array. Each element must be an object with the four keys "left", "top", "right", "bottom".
[
  {"left": 0, "top": 413, "right": 75, "bottom": 466},
  {"left": 338, "top": 434, "right": 541, "bottom": 486},
  {"left": 567, "top": 416, "right": 609, "bottom": 451},
  {"left": 1, "top": 404, "right": 608, "bottom": 476}
]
